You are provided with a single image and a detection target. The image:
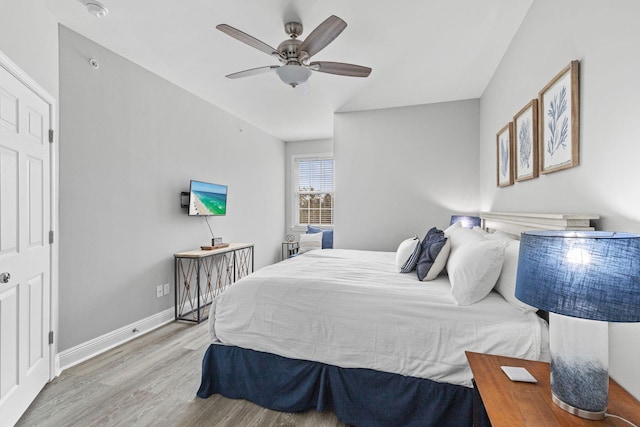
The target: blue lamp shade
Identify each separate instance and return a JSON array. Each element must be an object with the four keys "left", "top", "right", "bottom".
[
  {"left": 515, "top": 230, "right": 640, "bottom": 322},
  {"left": 449, "top": 215, "right": 481, "bottom": 229}
]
